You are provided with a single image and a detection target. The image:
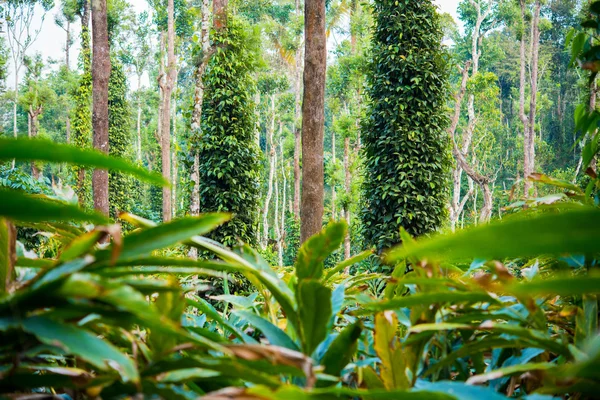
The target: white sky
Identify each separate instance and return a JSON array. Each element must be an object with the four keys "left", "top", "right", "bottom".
[{"left": 3, "top": 0, "right": 461, "bottom": 86}]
